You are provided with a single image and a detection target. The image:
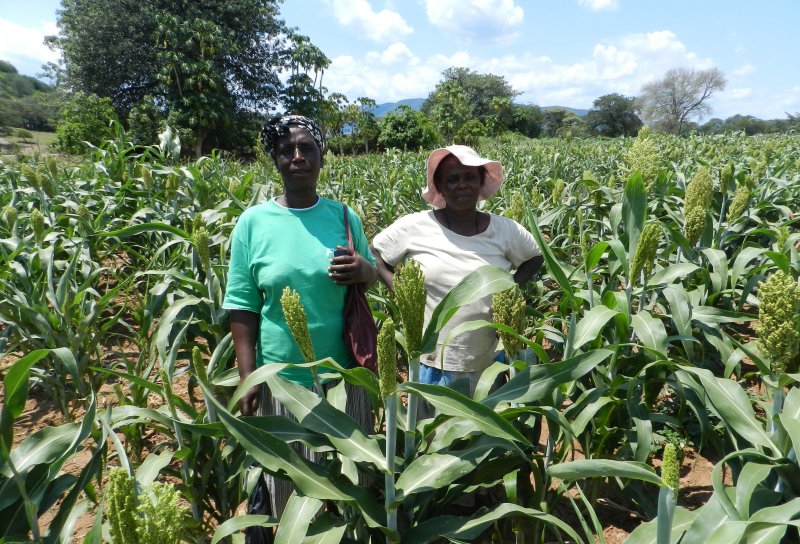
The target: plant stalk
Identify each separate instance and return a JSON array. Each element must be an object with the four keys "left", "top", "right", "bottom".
[{"left": 385, "top": 395, "right": 398, "bottom": 538}]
